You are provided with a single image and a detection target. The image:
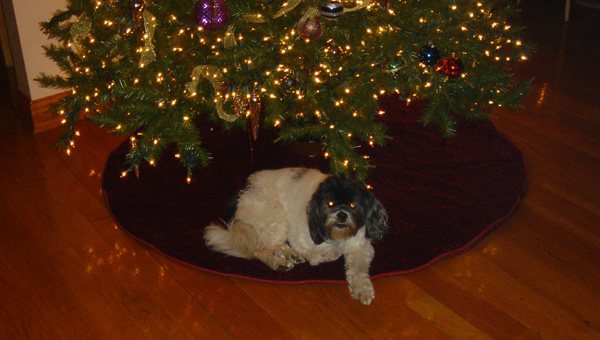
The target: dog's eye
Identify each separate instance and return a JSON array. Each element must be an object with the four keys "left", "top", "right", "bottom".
[
  {"left": 350, "top": 203, "right": 356, "bottom": 209},
  {"left": 328, "top": 201, "right": 334, "bottom": 207}
]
